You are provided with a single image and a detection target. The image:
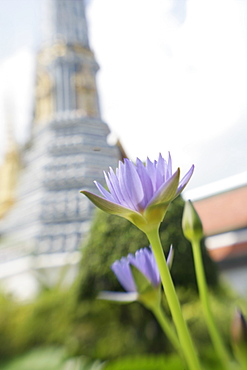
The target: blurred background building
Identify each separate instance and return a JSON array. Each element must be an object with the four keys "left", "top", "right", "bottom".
[
  {"left": 0, "top": 0, "right": 123, "bottom": 298},
  {"left": 185, "top": 172, "right": 247, "bottom": 295}
]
